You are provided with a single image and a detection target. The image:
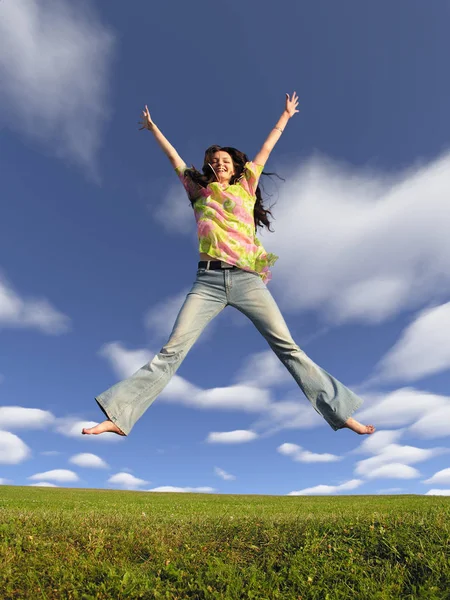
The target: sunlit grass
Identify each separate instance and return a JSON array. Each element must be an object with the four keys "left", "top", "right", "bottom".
[{"left": 0, "top": 486, "right": 449, "bottom": 599}]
